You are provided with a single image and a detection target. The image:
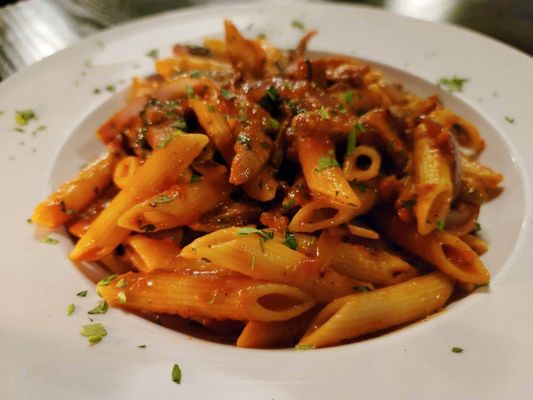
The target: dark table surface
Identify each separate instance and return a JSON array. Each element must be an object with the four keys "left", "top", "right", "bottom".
[{"left": 1, "top": 0, "right": 532, "bottom": 80}]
